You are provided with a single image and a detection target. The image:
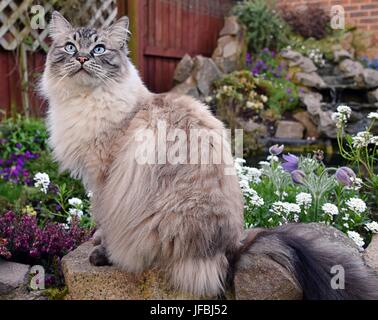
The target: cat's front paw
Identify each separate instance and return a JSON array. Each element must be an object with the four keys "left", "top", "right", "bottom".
[{"left": 89, "top": 245, "right": 111, "bottom": 266}]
